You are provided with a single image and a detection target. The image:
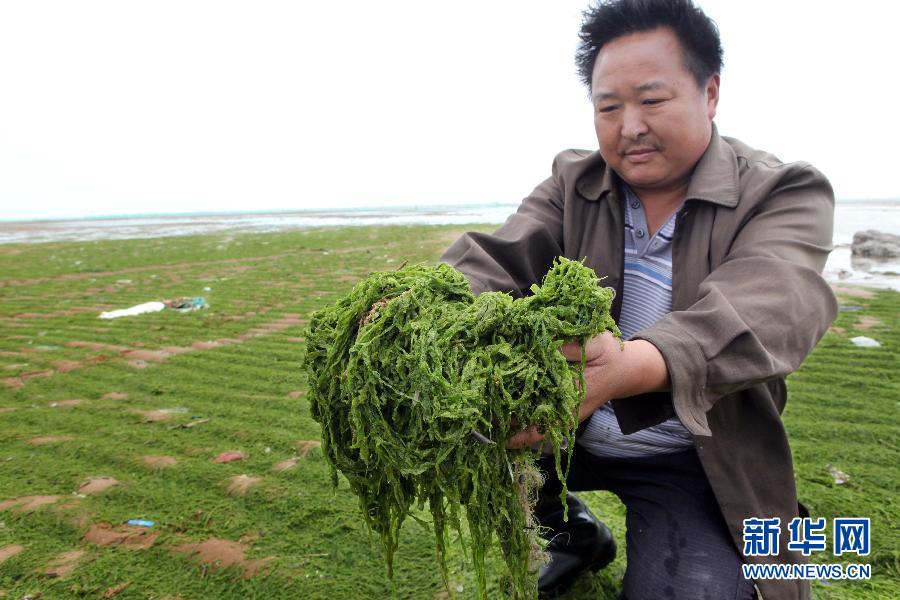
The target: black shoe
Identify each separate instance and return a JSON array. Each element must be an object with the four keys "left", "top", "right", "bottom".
[{"left": 537, "top": 493, "right": 616, "bottom": 598}]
